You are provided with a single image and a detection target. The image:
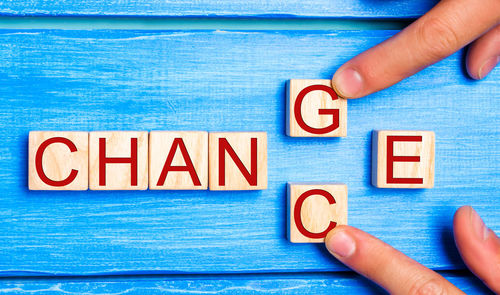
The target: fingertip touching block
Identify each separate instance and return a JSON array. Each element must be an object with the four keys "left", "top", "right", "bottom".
[
  {"left": 209, "top": 132, "right": 267, "bottom": 191},
  {"left": 372, "top": 130, "right": 435, "bottom": 188},
  {"left": 286, "top": 79, "right": 347, "bottom": 137},
  {"left": 89, "top": 131, "right": 148, "bottom": 190},
  {"left": 287, "top": 183, "right": 348, "bottom": 243},
  {"left": 149, "top": 131, "right": 208, "bottom": 190},
  {"left": 28, "top": 131, "right": 89, "bottom": 190}
]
